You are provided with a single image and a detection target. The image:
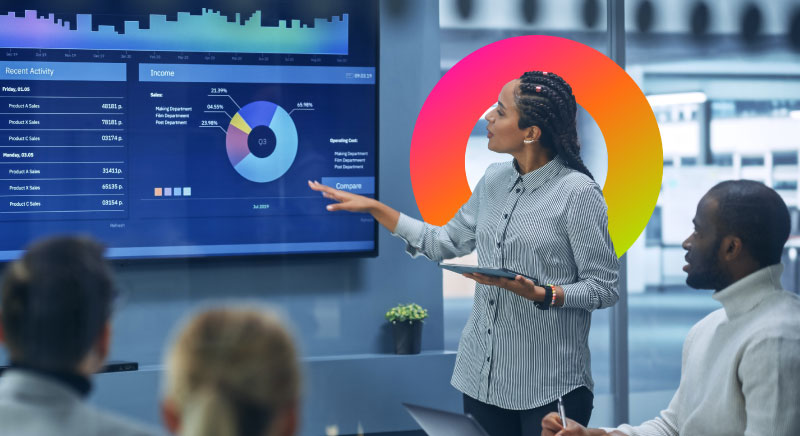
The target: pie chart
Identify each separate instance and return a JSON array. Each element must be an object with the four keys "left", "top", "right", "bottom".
[{"left": 225, "top": 101, "right": 298, "bottom": 183}]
